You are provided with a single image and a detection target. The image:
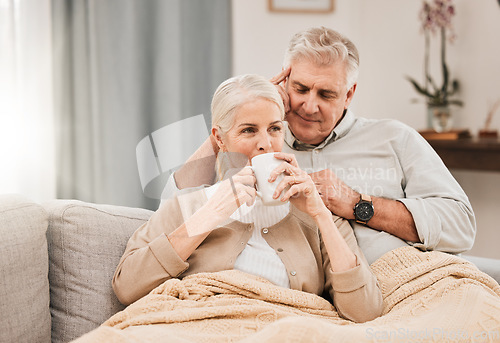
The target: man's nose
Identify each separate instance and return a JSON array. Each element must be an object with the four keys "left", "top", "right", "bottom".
[{"left": 303, "top": 93, "right": 319, "bottom": 114}]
